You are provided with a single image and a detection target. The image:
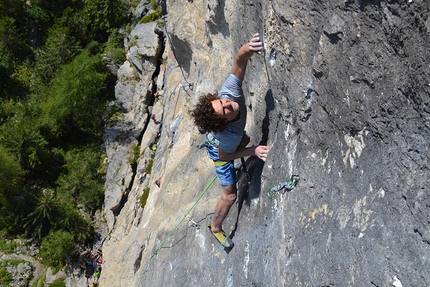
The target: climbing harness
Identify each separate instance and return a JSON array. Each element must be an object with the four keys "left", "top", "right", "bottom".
[
  {"left": 196, "top": 134, "right": 251, "bottom": 180},
  {"left": 139, "top": 175, "right": 217, "bottom": 282},
  {"left": 267, "top": 175, "right": 299, "bottom": 199}
]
